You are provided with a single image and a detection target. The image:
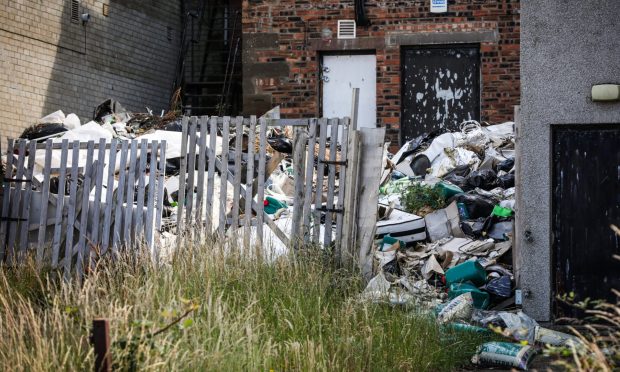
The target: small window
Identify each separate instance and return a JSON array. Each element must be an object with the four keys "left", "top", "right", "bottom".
[
  {"left": 70, "top": 0, "right": 80, "bottom": 23},
  {"left": 102, "top": 4, "right": 109, "bottom": 17}
]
